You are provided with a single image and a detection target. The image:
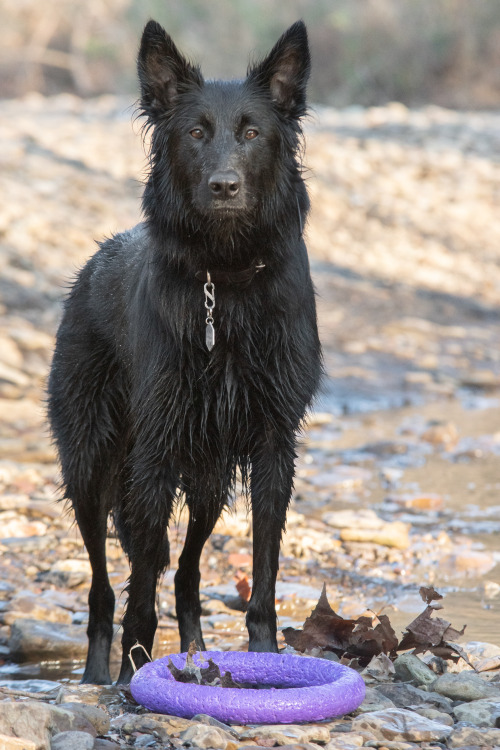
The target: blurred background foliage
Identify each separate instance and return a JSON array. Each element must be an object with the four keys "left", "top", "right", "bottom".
[{"left": 2, "top": 0, "right": 500, "bottom": 107}]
